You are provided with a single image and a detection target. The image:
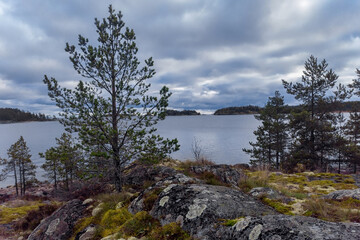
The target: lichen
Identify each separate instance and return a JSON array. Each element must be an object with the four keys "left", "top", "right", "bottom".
[
  {"left": 159, "top": 196, "right": 169, "bottom": 207},
  {"left": 249, "top": 224, "right": 263, "bottom": 240},
  {"left": 186, "top": 198, "right": 208, "bottom": 219}
]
